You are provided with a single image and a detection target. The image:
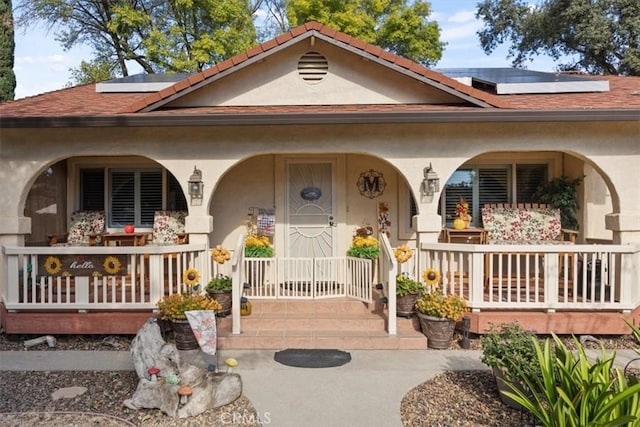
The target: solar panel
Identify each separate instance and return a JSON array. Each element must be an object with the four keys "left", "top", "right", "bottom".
[
  {"left": 436, "top": 68, "right": 609, "bottom": 94},
  {"left": 96, "top": 73, "right": 193, "bottom": 93}
]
